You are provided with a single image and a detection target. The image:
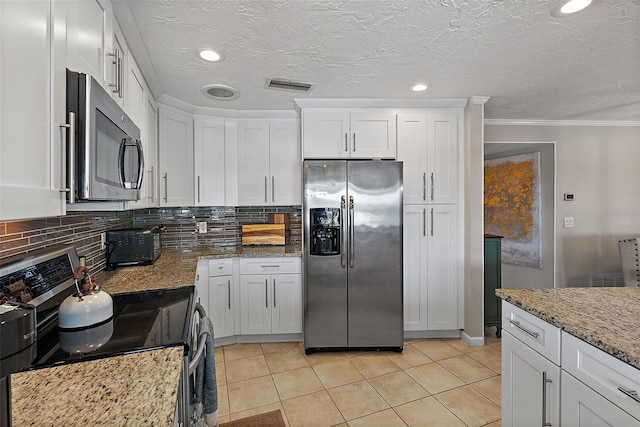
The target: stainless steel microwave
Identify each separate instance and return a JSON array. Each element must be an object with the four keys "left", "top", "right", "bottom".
[{"left": 66, "top": 70, "right": 144, "bottom": 202}]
